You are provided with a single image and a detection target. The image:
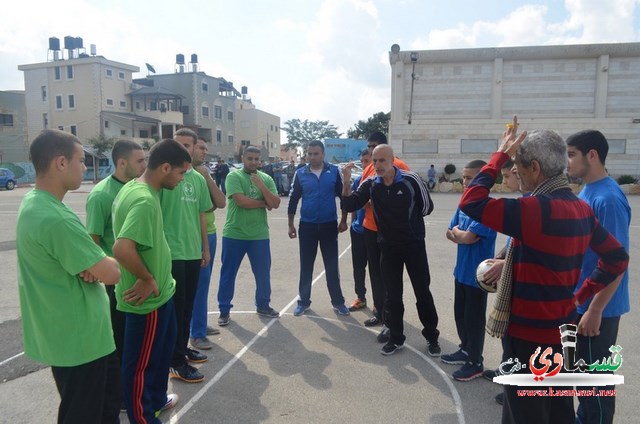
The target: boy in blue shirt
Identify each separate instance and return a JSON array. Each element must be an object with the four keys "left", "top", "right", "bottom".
[{"left": 442, "top": 160, "right": 497, "bottom": 381}]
